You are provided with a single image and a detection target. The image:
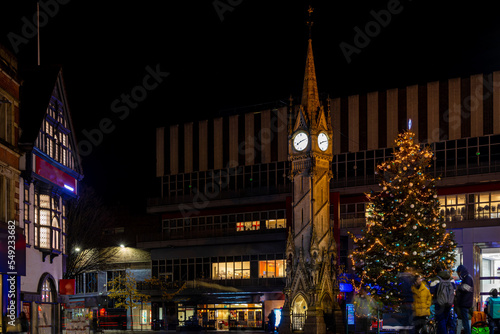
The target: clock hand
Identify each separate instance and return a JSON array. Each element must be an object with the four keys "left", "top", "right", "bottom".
[{"left": 320, "top": 141, "right": 327, "bottom": 144}]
